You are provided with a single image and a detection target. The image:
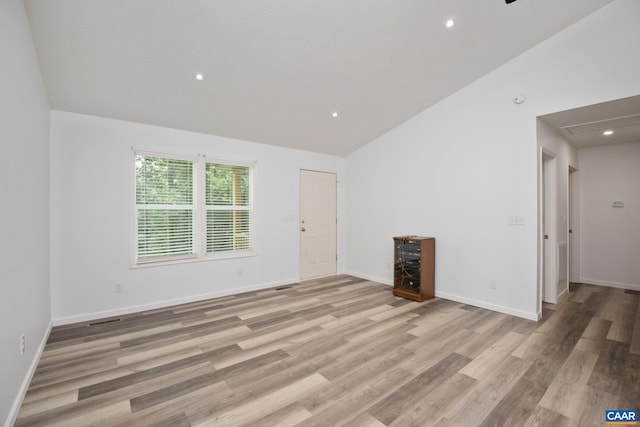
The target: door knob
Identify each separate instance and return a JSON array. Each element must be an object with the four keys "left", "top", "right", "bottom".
[
  {"left": 301, "top": 227, "right": 306, "bottom": 232},
  {"left": 544, "top": 234, "right": 549, "bottom": 240}
]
